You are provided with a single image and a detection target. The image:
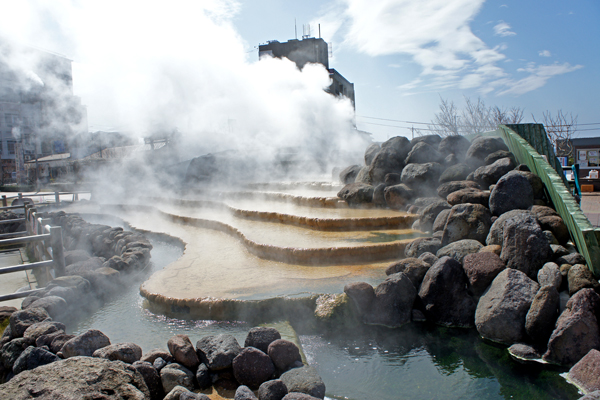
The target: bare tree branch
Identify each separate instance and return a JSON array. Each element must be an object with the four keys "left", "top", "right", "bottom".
[{"left": 533, "top": 110, "right": 578, "bottom": 158}]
